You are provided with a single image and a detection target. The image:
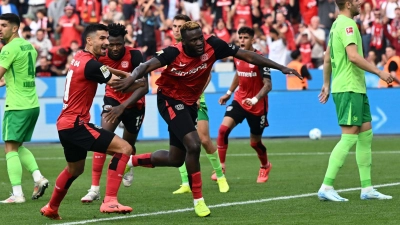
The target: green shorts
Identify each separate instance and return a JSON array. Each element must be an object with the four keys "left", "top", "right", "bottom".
[
  {"left": 197, "top": 101, "right": 209, "bottom": 121},
  {"left": 2, "top": 107, "right": 40, "bottom": 142},
  {"left": 332, "top": 92, "right": 372, "bottom": 126}
]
